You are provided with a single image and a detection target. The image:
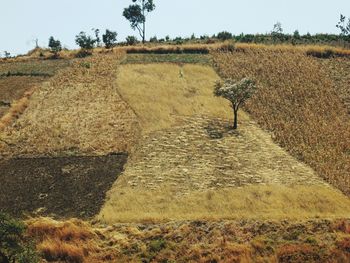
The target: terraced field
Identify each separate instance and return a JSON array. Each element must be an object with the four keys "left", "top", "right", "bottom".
[
  {"left": 99, "top": 63, "right": 350, "bottom": 223},
  {"left": 0, "top": 59, "right": 72, "bottom": 121},
  {"left": 0, "top": 53, "right": 139, "bottom": 218}
]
